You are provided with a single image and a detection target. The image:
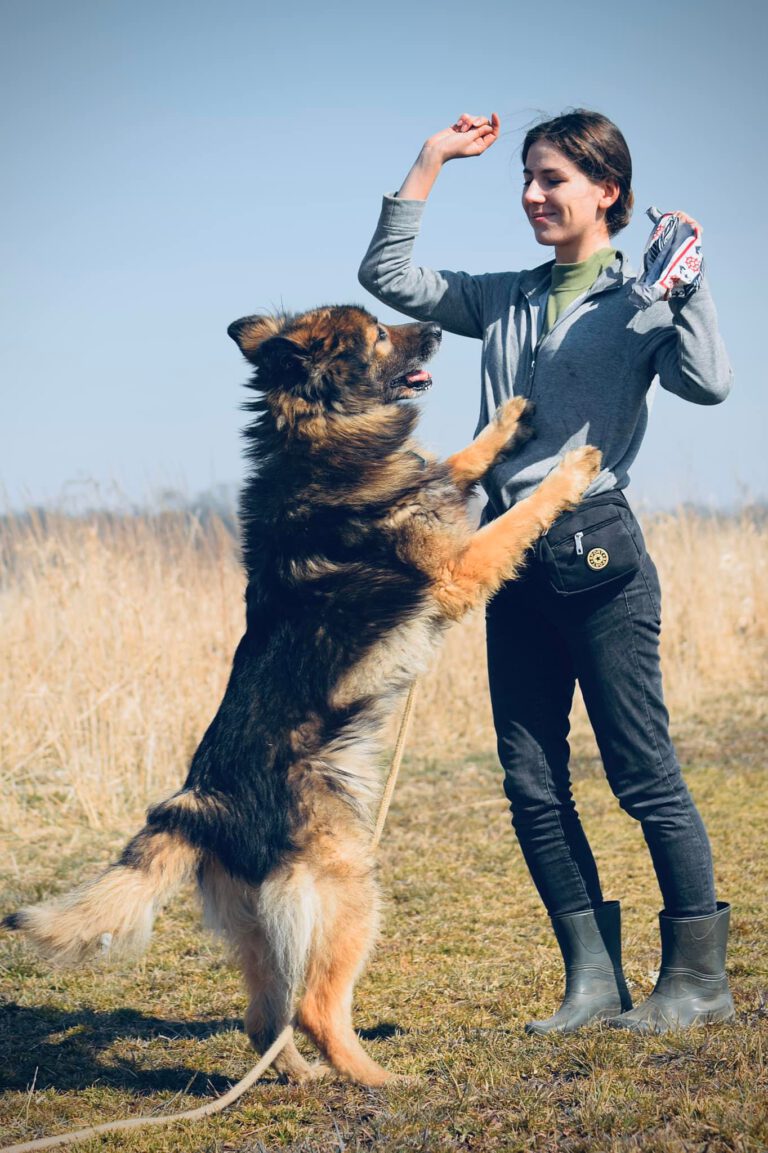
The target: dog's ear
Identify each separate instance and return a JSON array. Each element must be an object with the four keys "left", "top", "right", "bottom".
[
  {"left": 243, "top": 335, "right": 314, "bottom": 399},
  {"left": 227, "top": 315, "right": 284, "bottom": 361}
]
